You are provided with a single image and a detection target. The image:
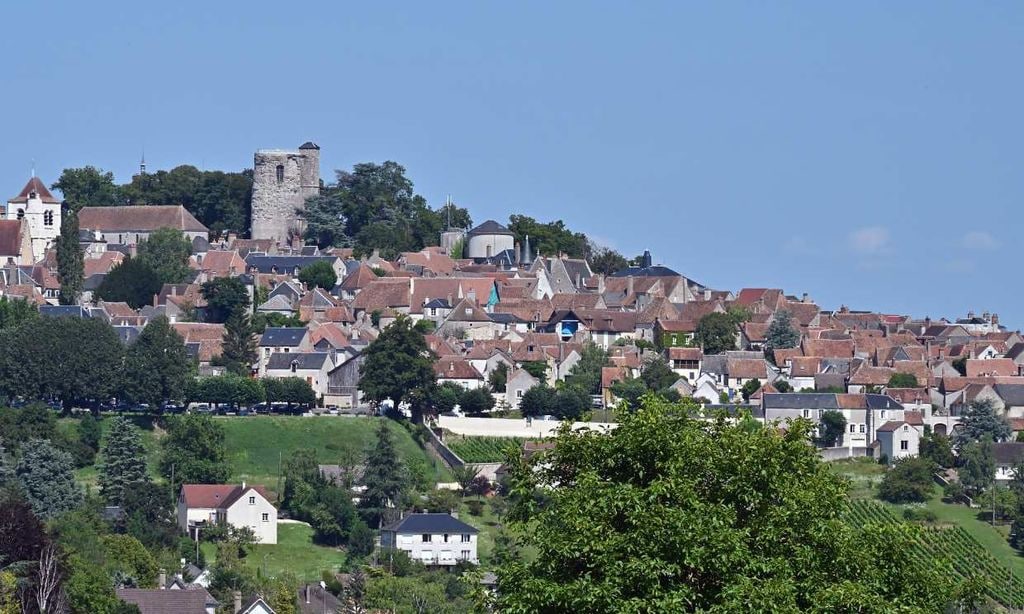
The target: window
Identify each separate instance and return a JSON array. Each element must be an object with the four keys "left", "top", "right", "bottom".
[
  {"left": 43, "top": 210, "right": 54, "bottom": 226},
  {"left": 249, "top": 496, "right": 255, "bottom": 505},
  {"left": 461, "top": 534, "right": 471, "bottom": 543},
  {"left": 859, "top": 424, "right": 866, "bottom": 434},
  {"left": 900, "top": 440, "right": 909, "bottom": 451},
  {"left": 849, "top": 424, "right": 856, "bottom": 433},
  {"left": 276, "top": 164, "right": 285, "bottom": 184},
  {"left": 465, "top": 308, "right": 472, "bottom": 315},
  {"left": 802, "top": 409, "right": 810, "bottom": 419},
  {"left": 461, "top": 550, "right": 471, "bottom": 560},
  {"left": 880, "top": 410, "right": 886, "bottom": 420},
  {"left": 16, "top": 209, "right": 24, "bottom": 220},
  {"left": 422, "top": 534, "right": 432, "bottom": 543},
  {"left": 516, "top": 390, "right": 523, "bottom": 399},
  {"left": 443, "top": 534, "right": 450, "bottom": 543},
  {"left": 262, "top": 513, "right": 269, "bottom": 522}
]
